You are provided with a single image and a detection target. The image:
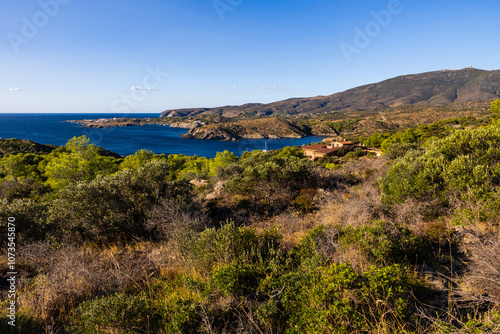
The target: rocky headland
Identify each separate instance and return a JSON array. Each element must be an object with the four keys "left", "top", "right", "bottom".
[{"left": 181, "top": 118, "right": 336, "bottom": 141}]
